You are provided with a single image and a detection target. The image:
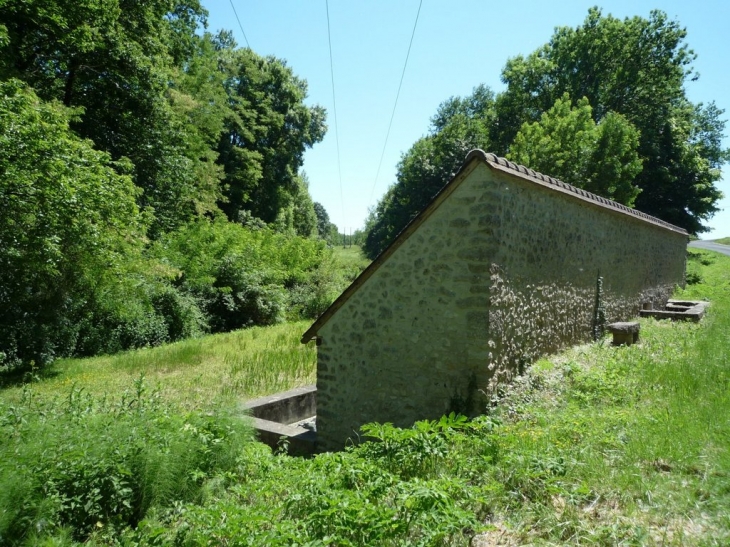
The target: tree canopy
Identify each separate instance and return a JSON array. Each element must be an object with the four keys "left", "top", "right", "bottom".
[
  {"left": 0, "top": 1, "right": 327, "bottom": 237},
  {"left": 508, "top": 94, "right": 643, "bottom": 206},
  {"left": 0, "top": 1, "right": 337, "bottom": 370},
  {"left": 0, "top": 80, "right": 147, "bottom": 366},
  {"left": 496, "top": 7, "right": 727, "bottom": 233},
  {"left": 364, "top": 86, "right": 494, "bottom": 258},
  {"left": 364, "top": 8, "right": 728, "bottom": 258}
]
